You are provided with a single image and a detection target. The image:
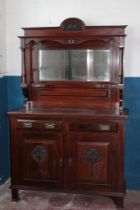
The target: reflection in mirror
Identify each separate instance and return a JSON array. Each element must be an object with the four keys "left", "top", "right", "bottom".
[{"left": 39, "top": 50, "right": 110, "bottom": 81}]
